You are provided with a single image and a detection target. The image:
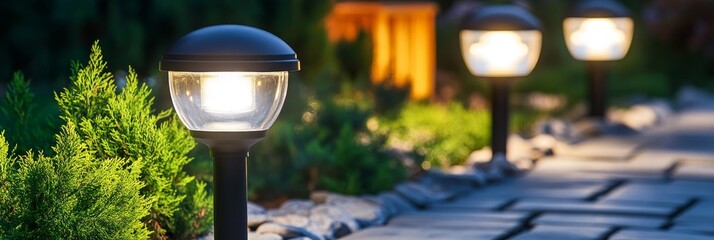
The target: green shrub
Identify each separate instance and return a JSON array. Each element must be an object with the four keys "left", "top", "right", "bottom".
[
  {"left": 249, "top": 92, "right": 407, "bottom": 199},
  {"left": 307, "top": 96, "right": 406, "bottom": 195},
  {"left": 54, "top": 42, "right": 212, "bottom": 239},
  {"left": 381, "top": 103, "right": 490, "bottom": 168},
  {"left": 382, "top": 102, "right": 543, "bottom": 168},
  {"left": 173, "top": 180, "right": 213, "bottom": 239},
  {"left": 0, "top": 72, "right": 55, "bottom": 154},
  {"left": 0, "top": 125, "right": 151, "bottom": 240}
]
